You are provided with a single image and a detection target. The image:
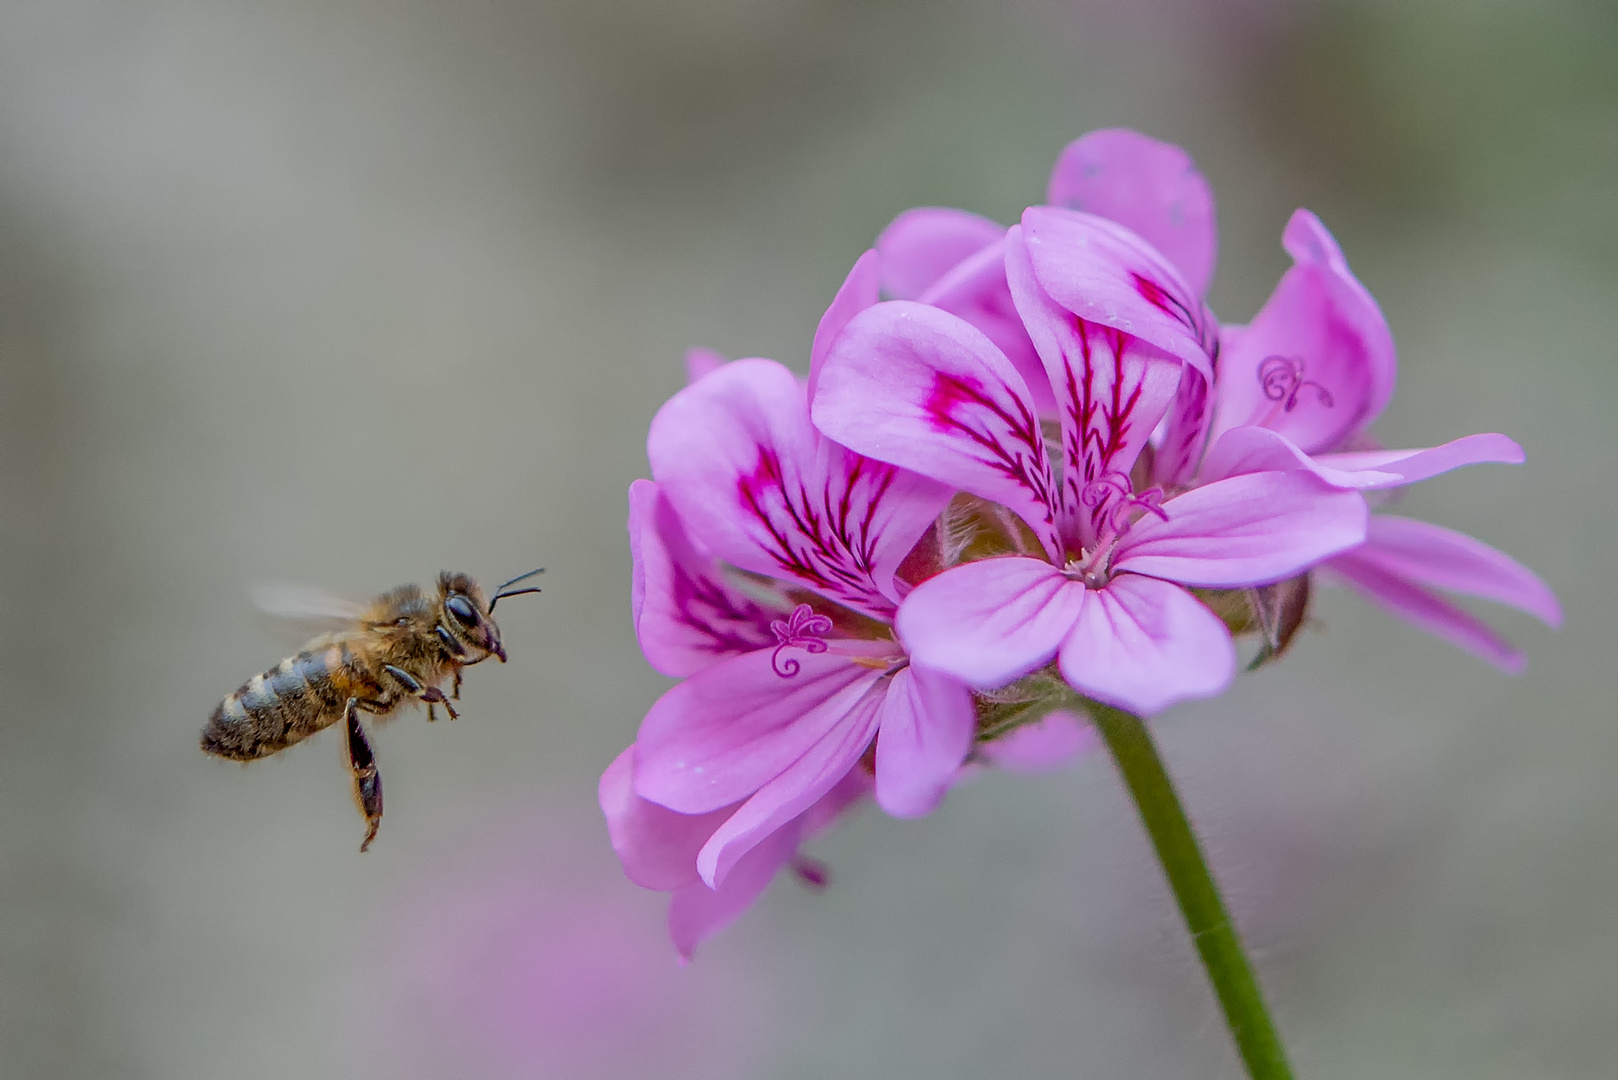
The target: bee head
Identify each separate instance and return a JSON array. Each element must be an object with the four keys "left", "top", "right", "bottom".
[{"left": 436, "top": 572, "right": 506, "bottom": 663}]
